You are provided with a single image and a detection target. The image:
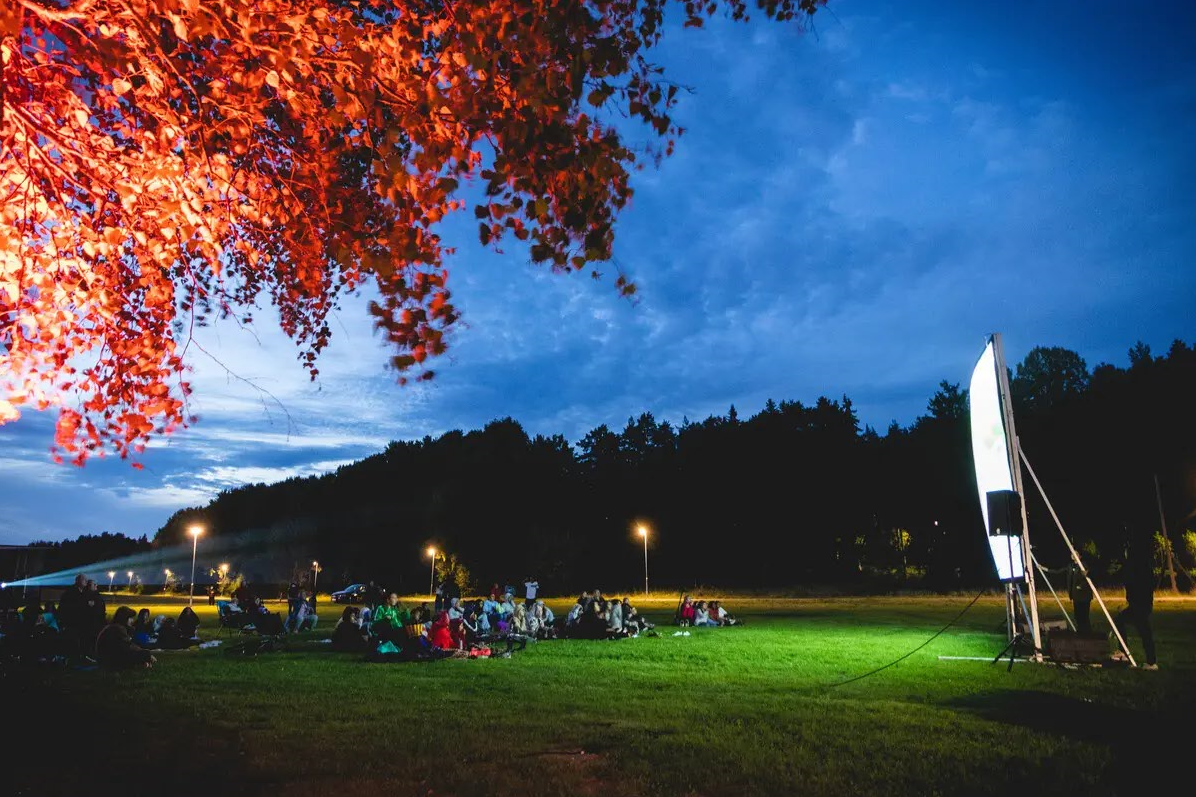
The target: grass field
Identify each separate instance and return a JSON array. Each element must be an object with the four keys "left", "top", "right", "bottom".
[{"left": 5, "top": 593, "right": 1195, "bottom": 796}]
